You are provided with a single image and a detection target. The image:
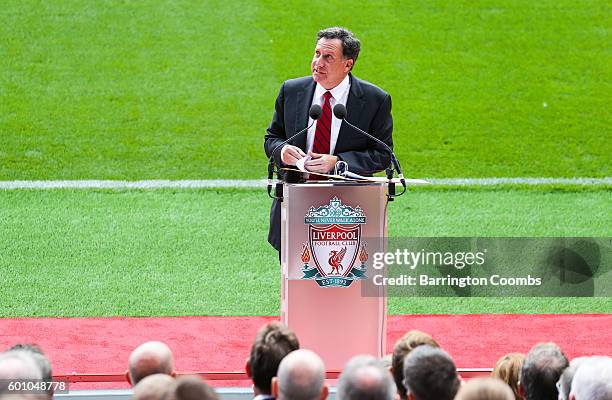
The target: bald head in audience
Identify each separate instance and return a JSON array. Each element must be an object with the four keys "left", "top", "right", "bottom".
[
  {"left": 127, "top": 341, "right": 176, "bottom": 386},
  {"left": 336, "top": 355, "right": 396, "bottom": 400},
  {"left": 272, "top": 349, "right": 327, "bottom": 400},
  {"left": 132, "top": 373, "right": 175, "bottom": 400},
  {"left": 455, "top": 377, "right": 515, "bottom": 400}
]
